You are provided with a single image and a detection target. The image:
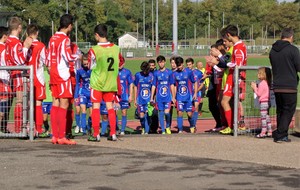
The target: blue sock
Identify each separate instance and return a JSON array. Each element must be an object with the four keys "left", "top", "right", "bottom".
[
  {"left": 193, "top": 111, "right": 198, "bottom": 127},
  {"left": 101, "top": 121, "right": 108, "bottom": 135},
  {"left": 81, "top": 113, "right": 87, "bottom": 132},
  {"left": 165, "top": 113, "right": 171, "bottom": 128},
  {"left": 140, "top": 116, "right": 145, "bottom": 131},
  {"left": 75, "top": 114, "right": 80, "bottom": 127},
  {"left": 121, "top": 116, "right": 127, "bottom": 132},
  {"left": 87, "top": 117, "right": 92, "bottom": 131},
  {"left": 188, "top": 116, "right": 193, "bottom": 127},
  {"left": 177, "top": 117, "right": 183, "bottom": 131},
  {"left": 159, "top": 111, "right": 165, "bottom": 132},
  {"left": 145, "top": 116, "right": 149, "bottom": 133}
]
